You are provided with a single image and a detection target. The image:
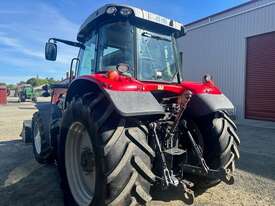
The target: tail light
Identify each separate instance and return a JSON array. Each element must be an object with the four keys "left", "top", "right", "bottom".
[{"left": 202, "top": 74, "right": 214, "bottom": 85}]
